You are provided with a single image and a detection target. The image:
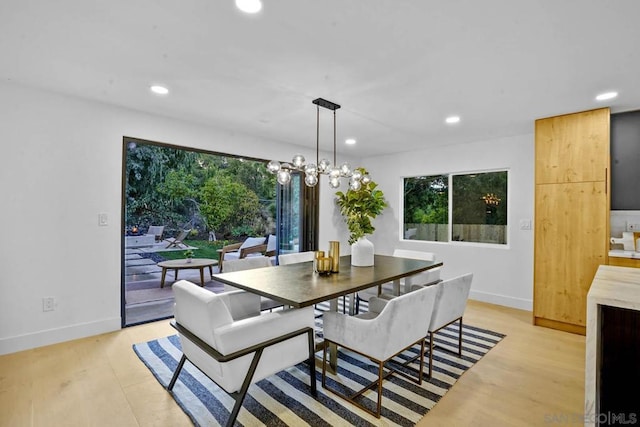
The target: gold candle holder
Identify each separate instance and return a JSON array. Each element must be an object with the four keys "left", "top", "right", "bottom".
[
  {"left": 314, "top": 251, "right": 325, "bottom": 273},
  {"left": 328, "top": 241, "right": 340, "bottom": 273},
  {"left": 317, "top": 257, "right": 332, "bottom": 275}
]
